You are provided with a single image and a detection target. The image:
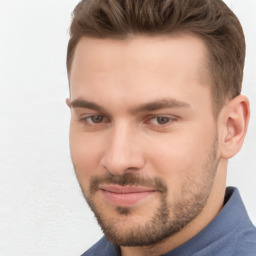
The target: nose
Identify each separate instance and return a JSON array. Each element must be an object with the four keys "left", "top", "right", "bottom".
[{"left": 101, "top": 123, "right": 146, "bottom": 176}]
